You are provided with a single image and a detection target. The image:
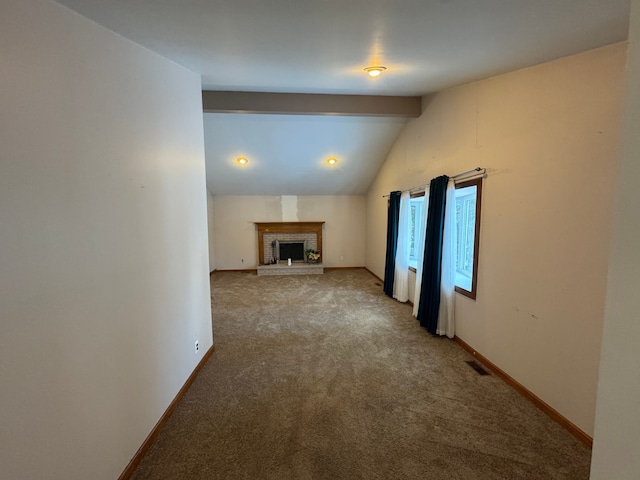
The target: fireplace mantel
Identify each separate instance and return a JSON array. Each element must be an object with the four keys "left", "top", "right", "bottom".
[{"left": 255, "top": 222, "right": 324, "bottom": 265}]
